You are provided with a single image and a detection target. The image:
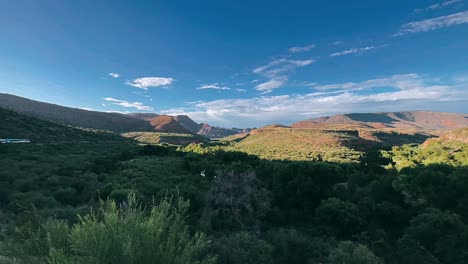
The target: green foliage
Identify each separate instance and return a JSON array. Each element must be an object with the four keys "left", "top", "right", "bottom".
[
  {"left": 212, "top": 128, "right": 363, "bottom": 163},
  {"left": 327, "top": 241, "right": 383, "bottom": 264},
  {"left": 315, "top": 198, "right": 365, "bottom": 239},
  {"left": 10, "top": 195, "right": 216, "bottom": 264},
  {"left": 266, "top": 228, "right": 333, "bottom": 264},
  {"left": 200, "top": 170, "right": 271, "bottom": 232},
  {"left": 404, "top": 208, "right": 468, "bottom": 263},
  {"left": 396, "top": 235, "right": 440, "bottom": 264},
  {"left": 122, "top": 132, "right": 207, "bottom": 145},
  {"left": 2, "top": 111, "right": 468, "bottom": 264},
  {"left": 212, "top": 232, "right": 273, "bottom": 264},
  {"left": 389, "top": 131, "right": 468, "bottom": 169}
]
